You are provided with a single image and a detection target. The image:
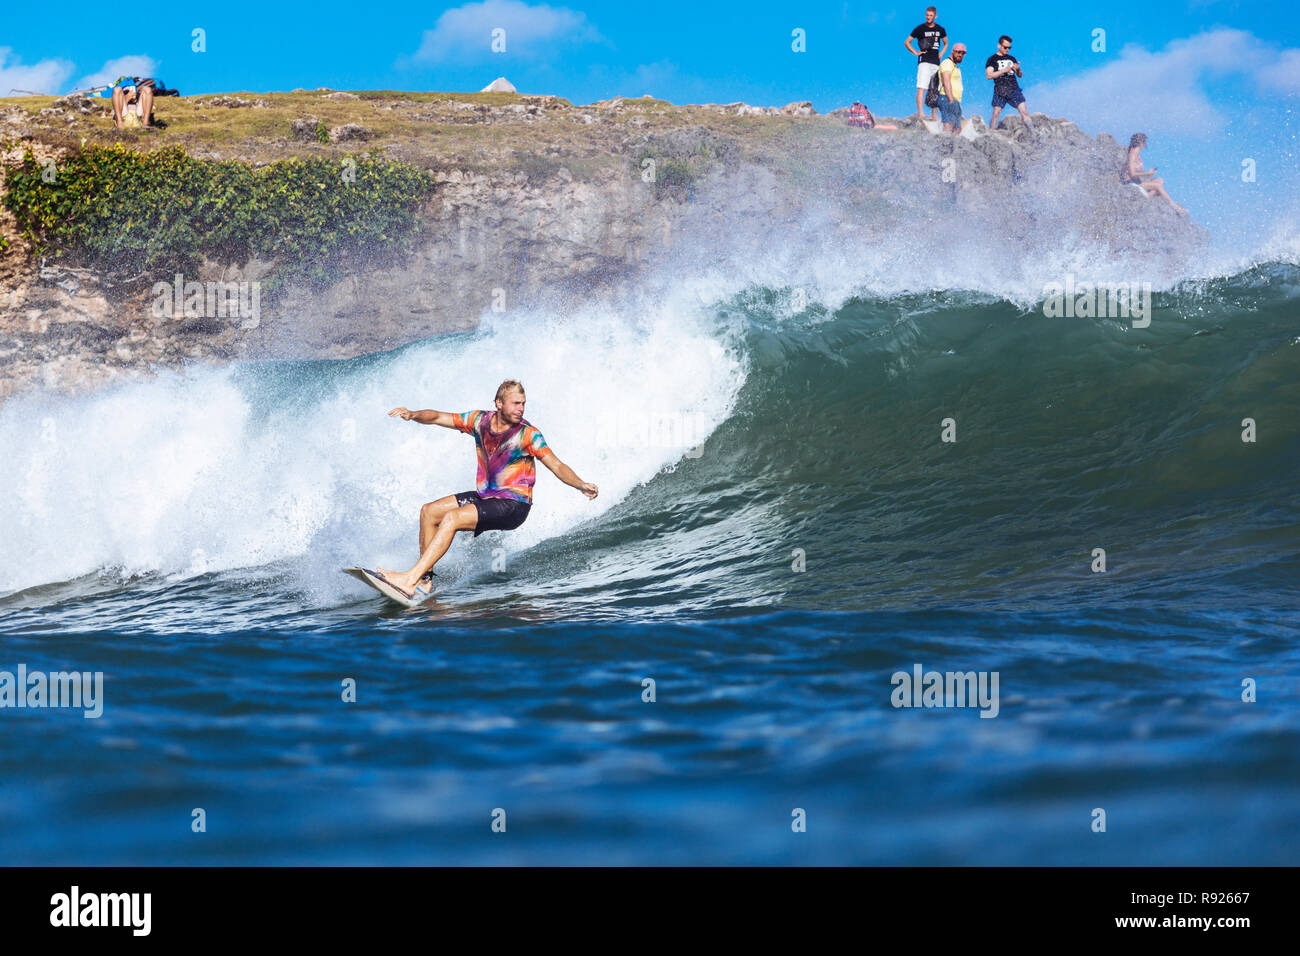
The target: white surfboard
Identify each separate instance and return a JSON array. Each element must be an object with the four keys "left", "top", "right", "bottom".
[{"left": 342, "top": 567, "right": 436, "bottom": 608}]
